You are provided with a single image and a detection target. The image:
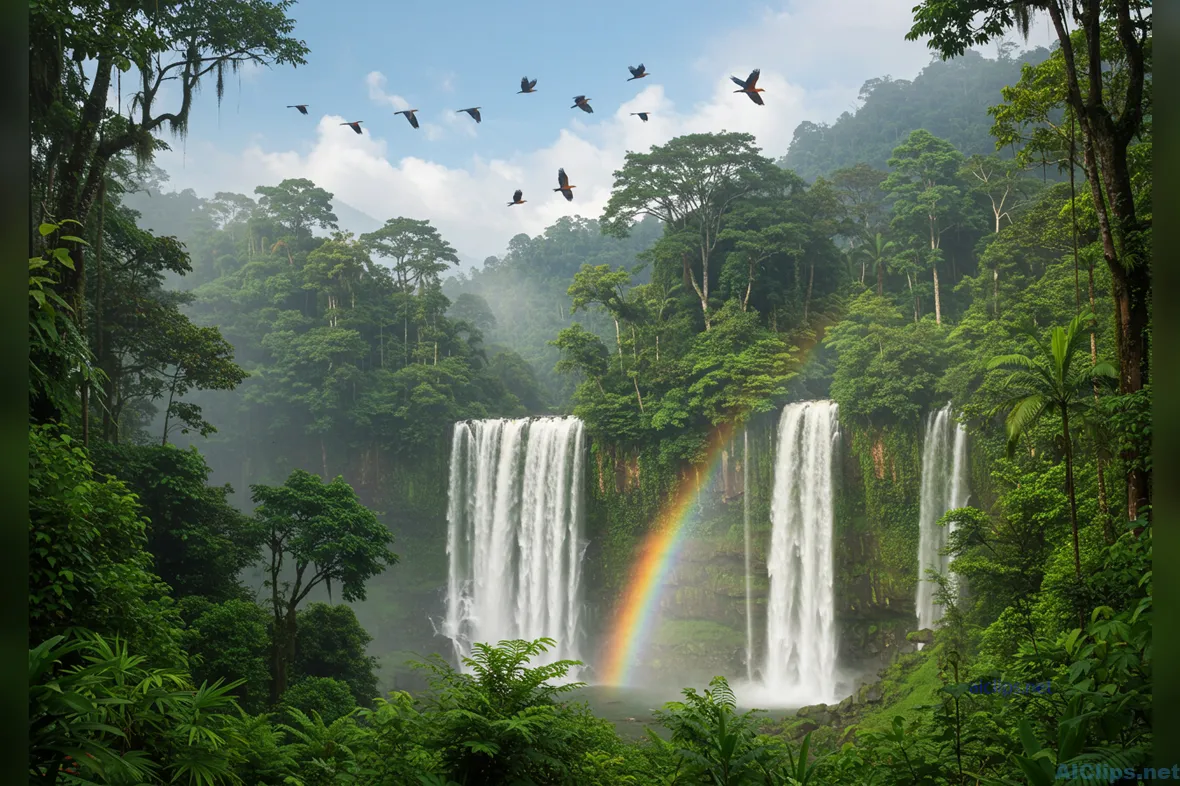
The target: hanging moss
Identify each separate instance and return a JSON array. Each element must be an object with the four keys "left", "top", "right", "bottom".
[{"left": 833, "top": 422, "right": 923, "bottom": 619}]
